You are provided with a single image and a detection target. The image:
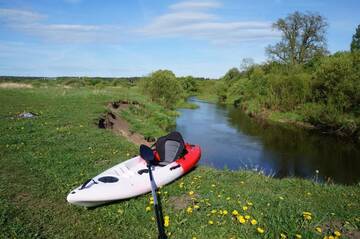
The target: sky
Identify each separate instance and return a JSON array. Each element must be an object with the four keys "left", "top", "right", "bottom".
[{"left": 0, "top": 0, "right": 359, "bottom": 78}]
